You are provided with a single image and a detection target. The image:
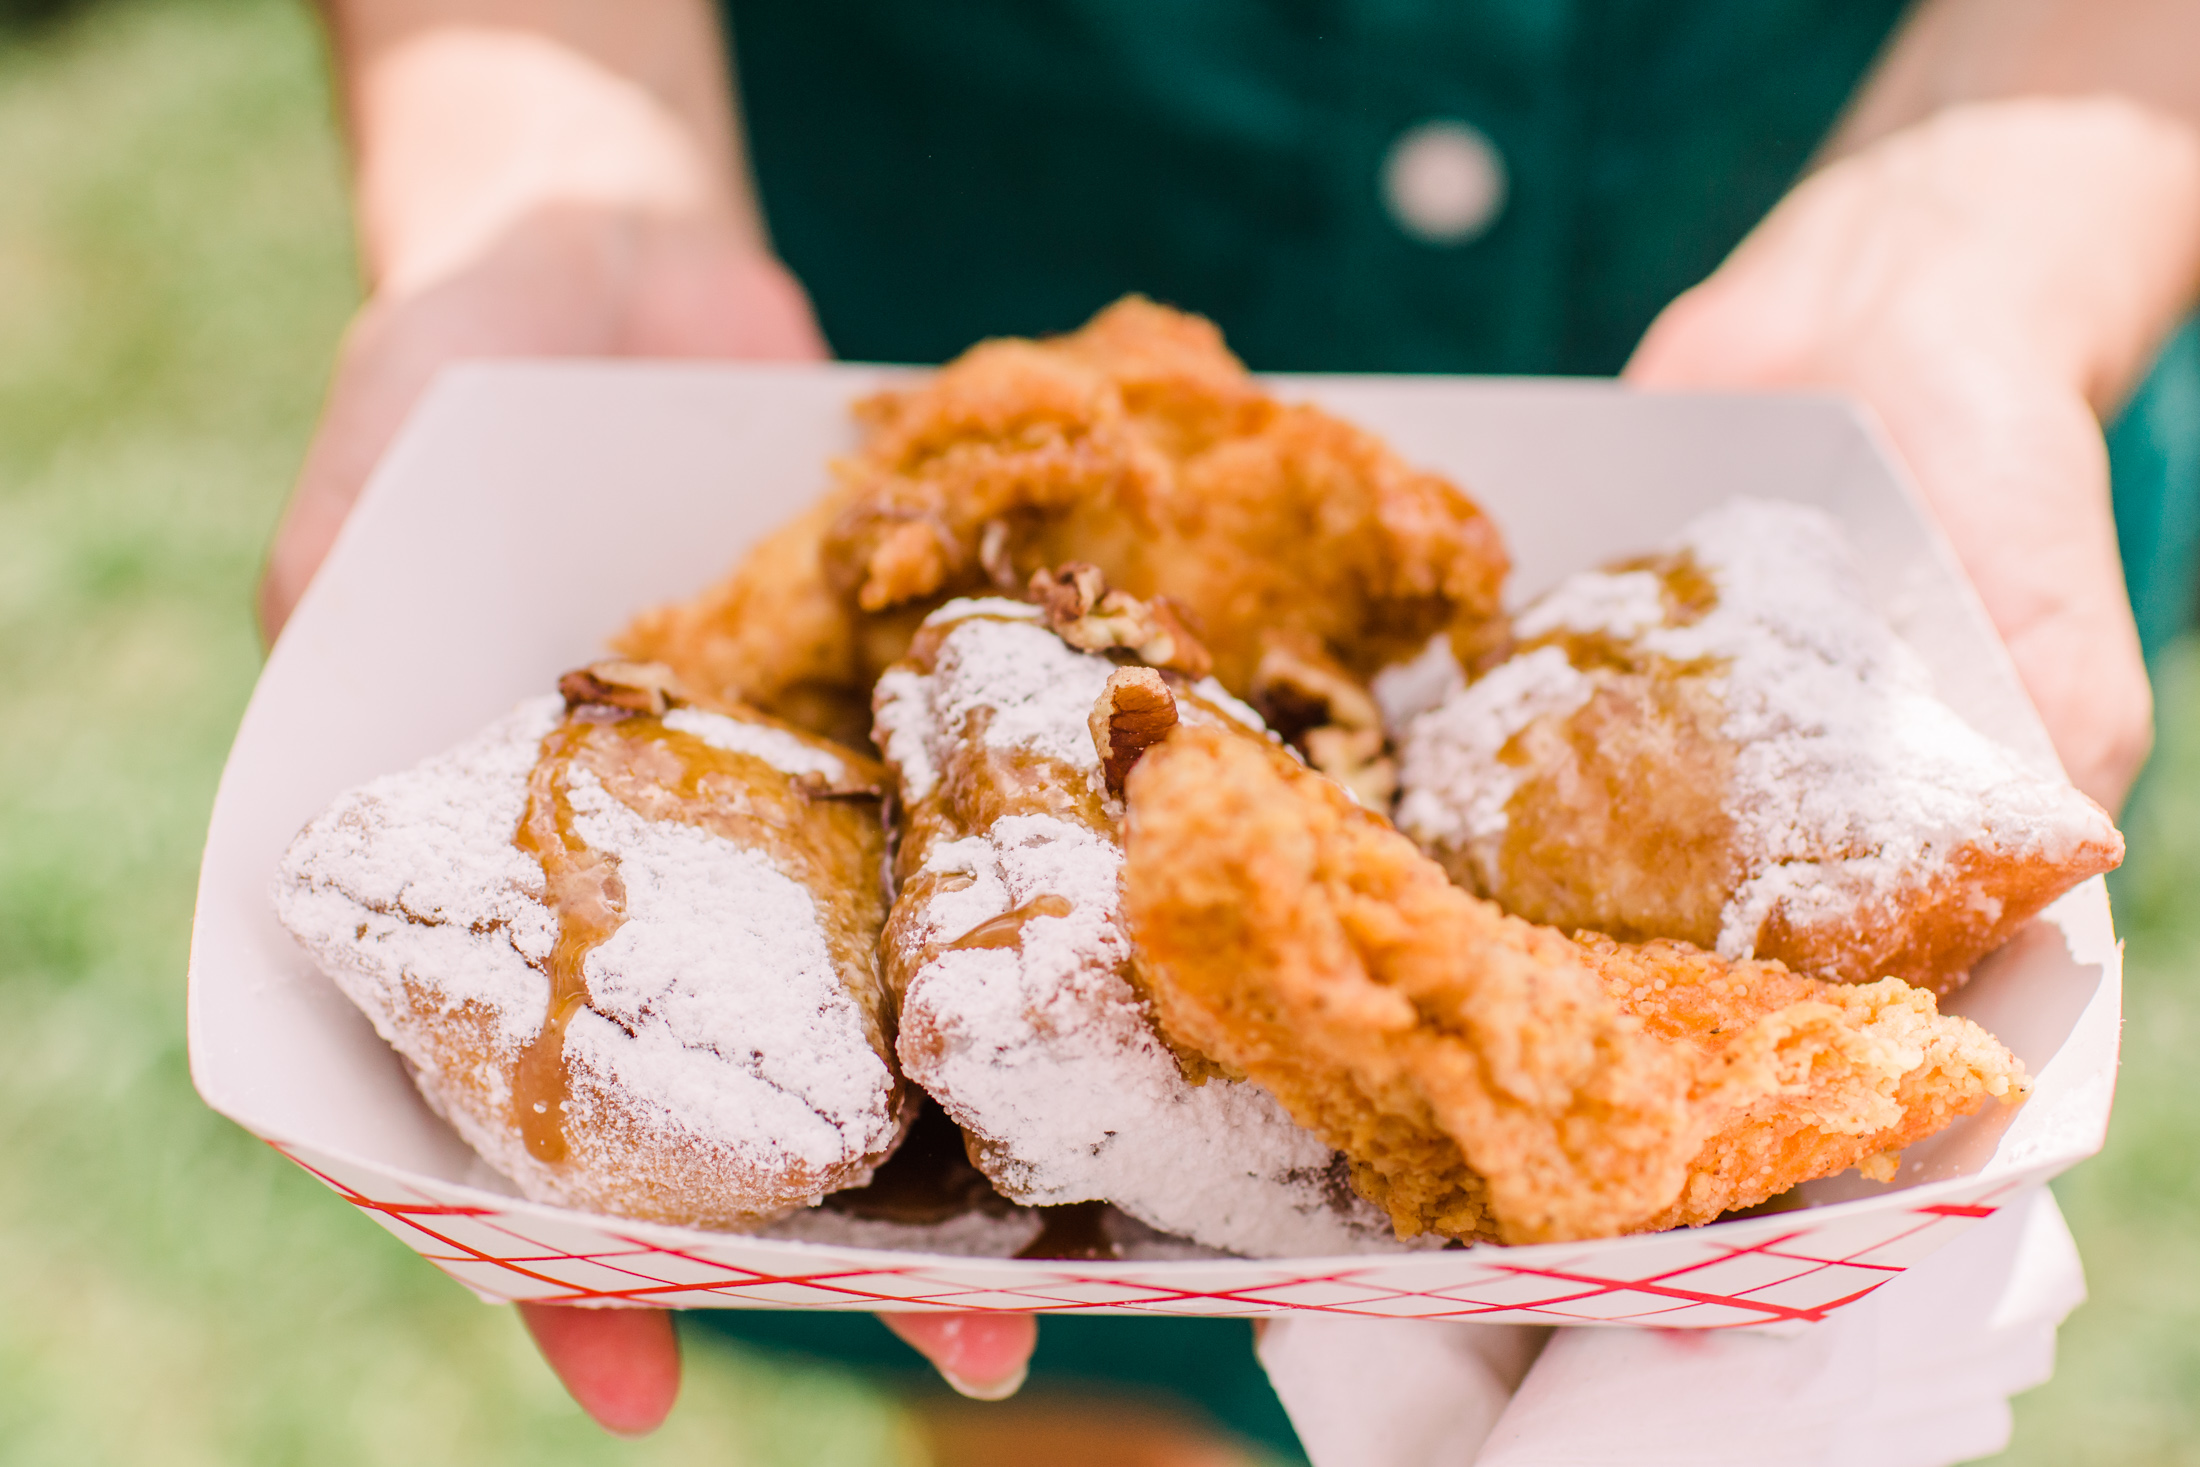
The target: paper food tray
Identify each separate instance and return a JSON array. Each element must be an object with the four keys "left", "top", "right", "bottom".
[{"left": 187, "top": 364, "right": 2120, "bottom": 1327}]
